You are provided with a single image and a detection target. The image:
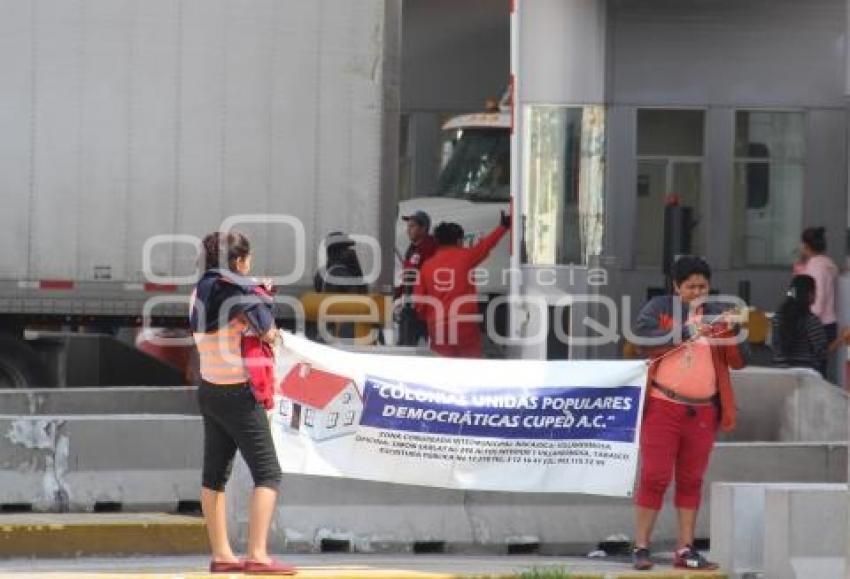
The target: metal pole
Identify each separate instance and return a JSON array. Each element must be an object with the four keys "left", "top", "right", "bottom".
[{"left": 508, "top": 0, "right": 523, "bottom": 345}]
